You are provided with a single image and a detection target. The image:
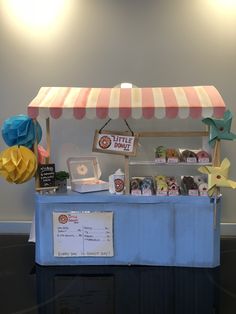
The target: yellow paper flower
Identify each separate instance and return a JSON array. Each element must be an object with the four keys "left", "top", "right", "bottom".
[
  {"left": 0, "top": 146, "right": 37, "bottom": 184},
  {"left": 198, "top": 158, "right": 236, "bottom": 196}
]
